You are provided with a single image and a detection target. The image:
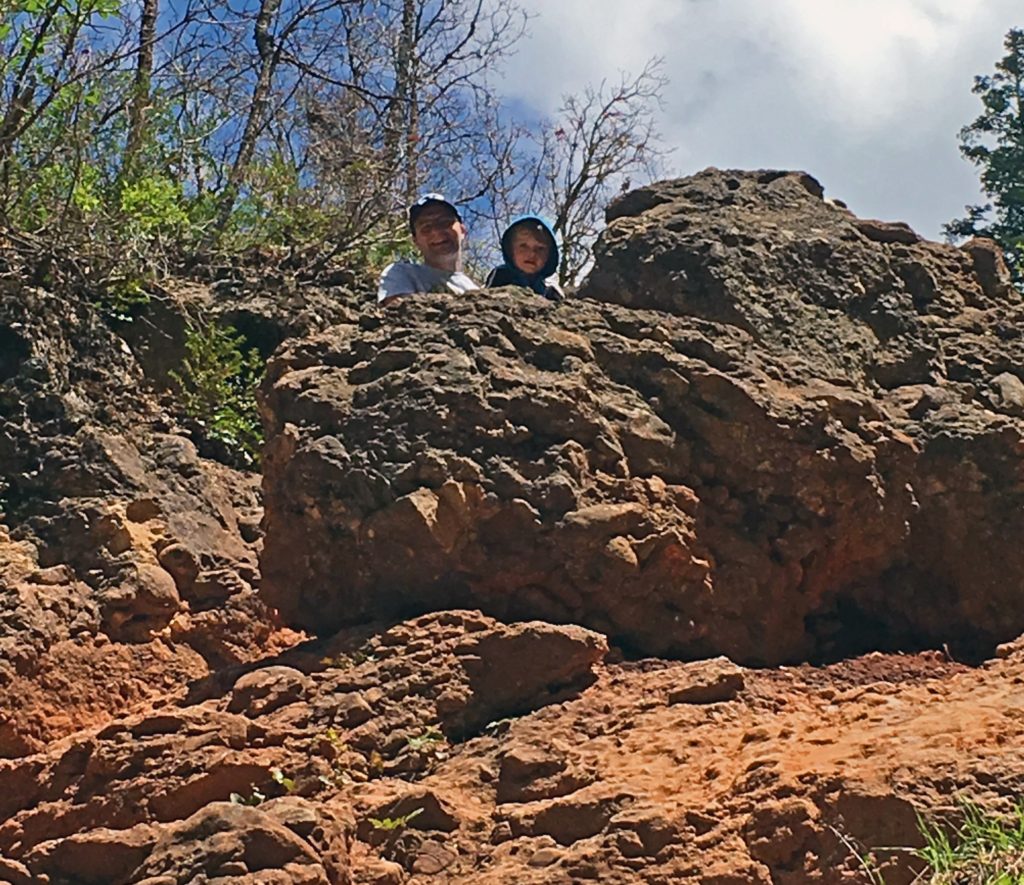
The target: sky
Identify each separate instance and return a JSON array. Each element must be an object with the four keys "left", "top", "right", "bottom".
[{"left": 499, "top": 0, "right": 1022, "bottom": 241}]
